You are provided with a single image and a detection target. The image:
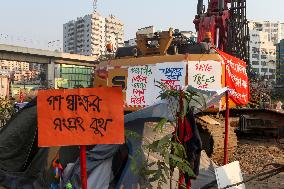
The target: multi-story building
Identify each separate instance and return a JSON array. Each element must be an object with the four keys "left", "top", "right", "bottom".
[
  {"left": 249, "top": 29, "right": 277, "bottom": 81},
  {"left": 0, "top": 60, "right": 42, "bottom": 84},
  {"left": 0, "top": 60, "right": 29, "bottom": 71},
  {"left": 276, "top": 39, "right": 284, "bottom": 86},
  {"left": 63, "top": 13, "right": 124, "bottom": 57},
  {"left": 249, "top": 20, "right": 284, "bottom": 44},
  {"left": 105, "top": 15, "right": 124, "bottom": 52}
]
